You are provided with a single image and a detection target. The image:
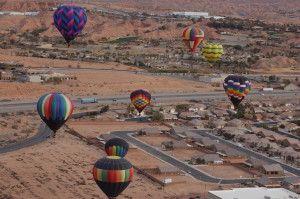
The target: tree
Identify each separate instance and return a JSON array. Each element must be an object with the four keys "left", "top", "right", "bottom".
[
  {"left": 175, "top": 104, "right": 189, "bottom": 114},
  {"left": 269, "top": 75, "right": 276, "bottom": 82},
  {"left": 279, "top": 124, "right": 285, "bottom": 129},
  {"left": 282, "top": 79, "right": 291, "bottom": 86},
  {"left": 152, "top": 112, "right": 164, "bottom": 121},
  {"left": 233, "top": 45, "right": 242, "bottom": 50},
  {"left": 100, "top": 105, "right": 110, "bottom": 113}
]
